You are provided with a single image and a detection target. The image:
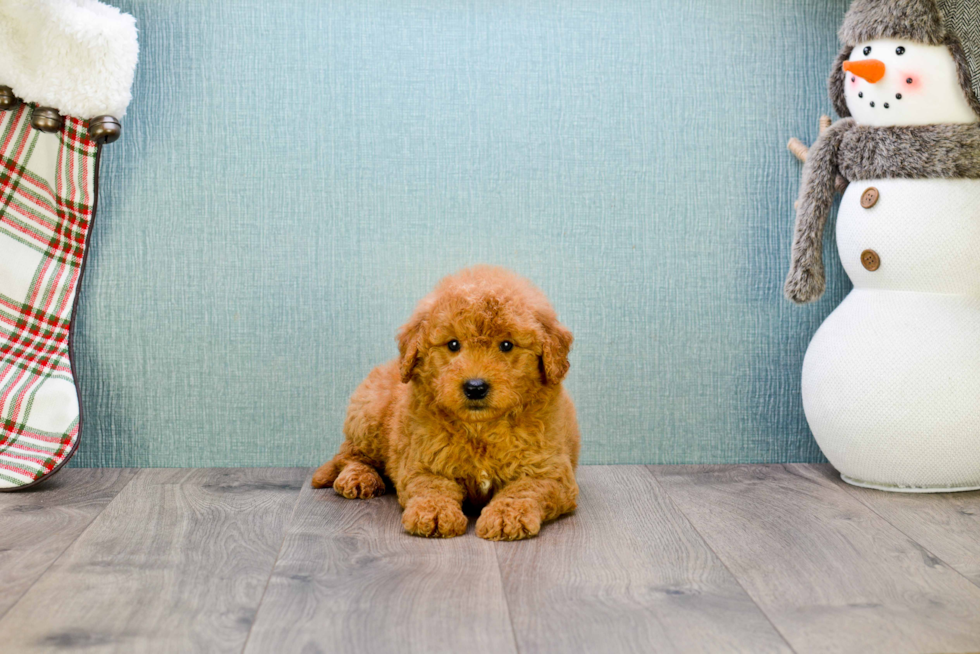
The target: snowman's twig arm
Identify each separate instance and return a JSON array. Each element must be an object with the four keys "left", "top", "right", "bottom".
[
  {"left": 788, "top": 116, "right": 849, "bottom": 196},
  {"left": 785, "top": 118, "right": 854, "bottom": 304},
  {"left": 786, "top": 114, "right": 831, "bottom": 164},
  {"left": 788, "top": 137, "right": 810, "bottom": 162}
]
